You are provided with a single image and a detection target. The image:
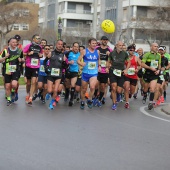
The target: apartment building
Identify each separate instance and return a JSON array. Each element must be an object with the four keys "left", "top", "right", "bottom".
[
  {"left": 6, "top": 0, "right": 39, "bottom": 41},
  {"left": 121, "top": 0, "right": 170, "bottom": 51}
]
